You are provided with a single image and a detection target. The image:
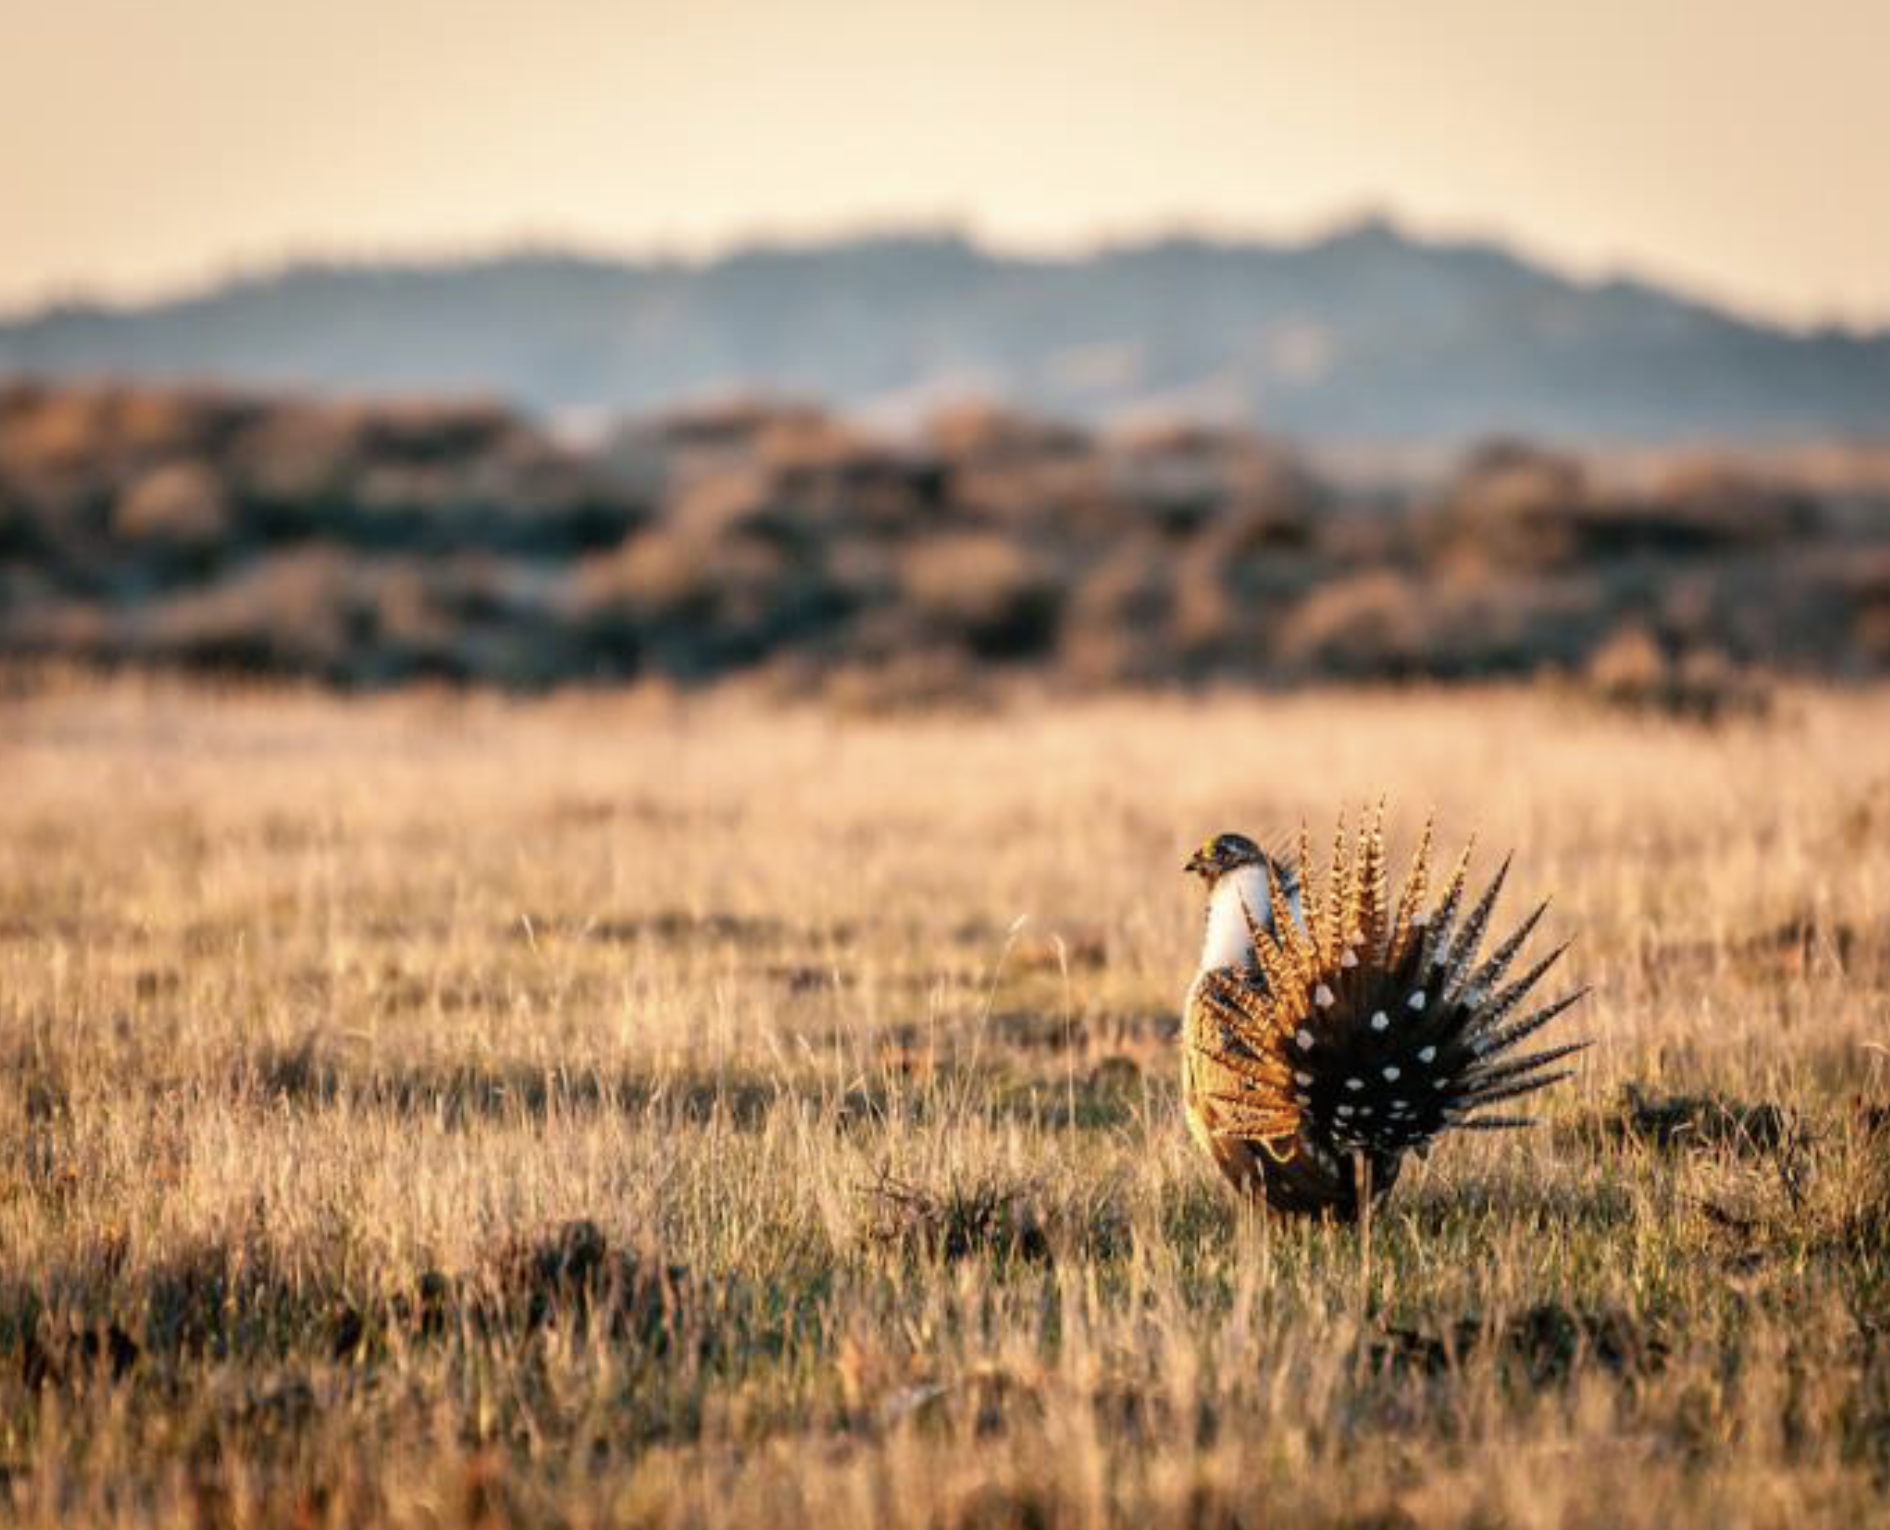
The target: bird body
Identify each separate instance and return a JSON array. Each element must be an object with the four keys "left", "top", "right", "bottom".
[{"left": 1180, "top": 812, "right": 1585, "bottom": 1220}]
